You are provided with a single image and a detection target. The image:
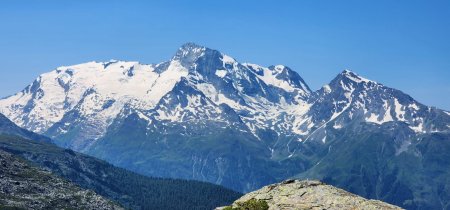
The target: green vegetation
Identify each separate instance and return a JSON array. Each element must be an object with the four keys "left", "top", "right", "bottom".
[
  {"left": 0, "top": 205, "right": 26, "bottom": 210},
  {"left": 223, "top": 199, "right": 269, "bottom": 210},
  {"left": 0, "top": 135, "right": 241, "bottom": 210},
  {"left": 296, "top": 123, "right": 450, "bottom": 210}
]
